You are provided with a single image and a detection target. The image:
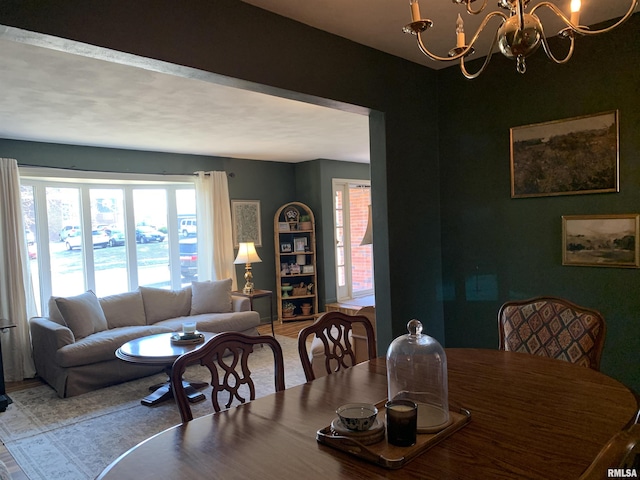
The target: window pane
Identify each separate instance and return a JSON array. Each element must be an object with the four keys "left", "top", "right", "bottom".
[
  {"left": 21, "top": 173, "right": 196, "bottom": 315},
  {"left": 350, "top": 186, "right": 374, "bottom": 293},
  {"left": 47, "top": 187, "right": 86, "bottom": 297},
  {"left": 337, "top": 265, "right": 346, "bottom": 287},
  {"left": 91, "top": 188, "right": 127, "bottom": 296},
  {"left": 177, "top": 189, "right": 197, "bottom": 286},
  {"left": 134, "top": 189, "right": 169, "bottom": 288},
  {"left": 21, "top": 185, "right": 41, "bottom": 313},
  {"left": 336, "top": 227, "right": 344, "bottom": 247},
  {"left": 334, "top": 190, "right": 342, "bottom": 209}
]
